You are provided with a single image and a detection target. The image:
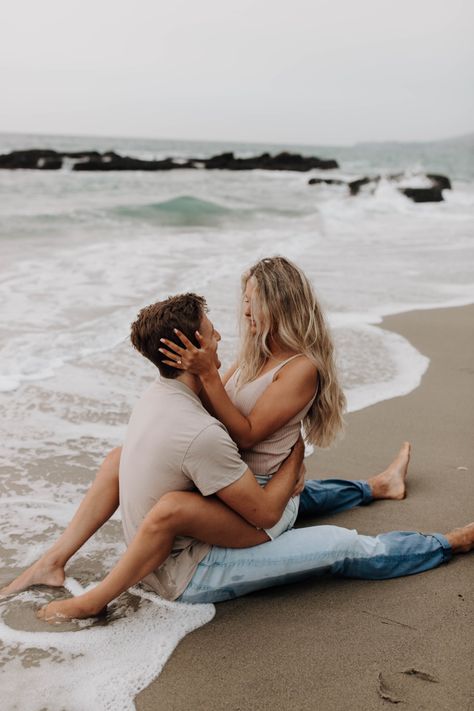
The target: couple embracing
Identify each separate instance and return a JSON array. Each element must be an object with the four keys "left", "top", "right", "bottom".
[{"left": 2, "top": 257, "right": 473, "bottom": 620}]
